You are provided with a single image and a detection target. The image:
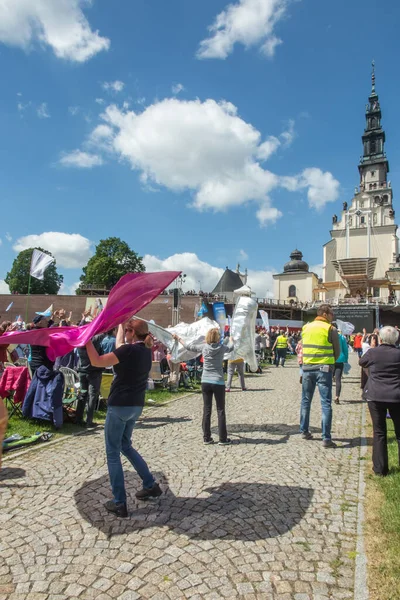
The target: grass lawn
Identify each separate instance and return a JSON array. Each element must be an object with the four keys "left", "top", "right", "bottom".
[
  {"left": 365, "top": 417, "right": 400, "bottom": 600},
  {"left": 3, "top": 383, "right": 201, "bottom": 445}
]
